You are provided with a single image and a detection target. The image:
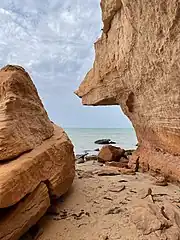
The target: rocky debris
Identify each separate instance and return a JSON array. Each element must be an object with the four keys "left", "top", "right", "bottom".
[
  {"left": 76, "top": 170, "right": 94, "bottom": 179},
  {"left": 118, "top": 168, "right": 136, "bottom": 175},
  {"left": 96, "top": 168, "right": 121, "bottom": 176},
  {"left": 153, "top": 176, "right": 168, "bottom": 186},
  {"left": 98, "top": 145, "right": 125, "bottom": 163},
  {"left": 94, "top": 139, "right": 116, "bottom": 144},
  {"left": 0, "top": 65, "right": 75, "bottom": 240},
  {"left": 75, "top": 0, "right": 180, "bottom": 181},
  {"left": 0, "top": 65, "right": 54, "bottom": 161},
  {"left": 131, "top": 201, "right": 180, "bottom": 239},
  {"left": 105, "top": 158, "right": 129, "bottom": 168}
]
